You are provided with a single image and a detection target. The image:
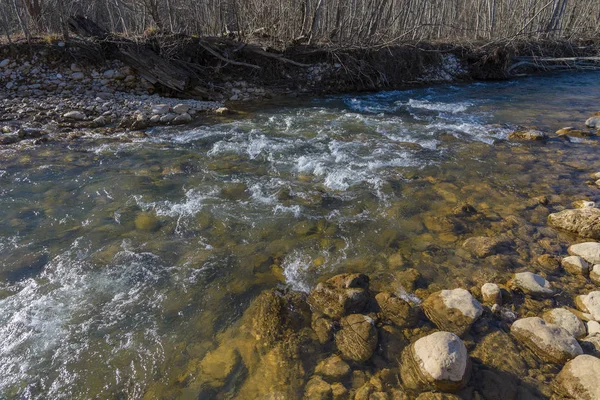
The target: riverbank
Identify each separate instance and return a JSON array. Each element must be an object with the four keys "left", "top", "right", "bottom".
[{"left": 1, "top": 35, "right": 598, "bottom": 147}]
